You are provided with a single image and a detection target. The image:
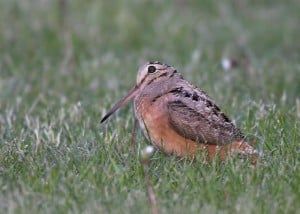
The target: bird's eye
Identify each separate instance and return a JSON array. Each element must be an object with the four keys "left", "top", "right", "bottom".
[{"left": 147, "top": 65, "right": 156, "bottom": 73}]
